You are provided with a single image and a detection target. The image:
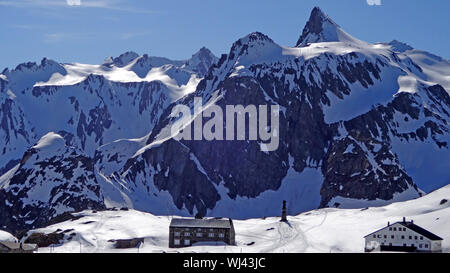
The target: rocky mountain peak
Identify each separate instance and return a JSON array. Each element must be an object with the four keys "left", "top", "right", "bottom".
[
  {"left": 183, "top": 47, "right": 218, "bottom": 76},
  {"left": 388, "top": 40, "right": 414, "bottom": 53},
  {"left": 226, "top": 32, "right": 279, "bottom": 65},
  {"left": 296, "top": 7, "right": 359, "bottom": 47},
  {"left": 103, "top": 51, "right": 140, "bottom": 68},
  {"left": 5, "top": 57, "right": 64, "bottom": 75},
  {"left": 1, "top": 57, "right": 67, "bottom": 93},
  {"left": 241, "top": 32, "right": 275, "bottom": 45}
]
